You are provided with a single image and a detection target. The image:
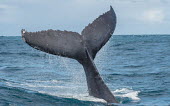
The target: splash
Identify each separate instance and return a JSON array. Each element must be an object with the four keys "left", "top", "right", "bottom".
[{"left": 114, "top": 88, "right": 140, "bottom": 102}]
